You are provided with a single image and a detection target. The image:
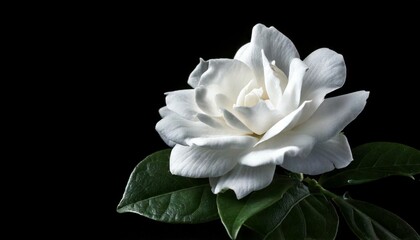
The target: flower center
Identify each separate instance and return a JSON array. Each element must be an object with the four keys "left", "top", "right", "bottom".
[{"left": 235, "top": 80, "right": 268, "bottom": 108}]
